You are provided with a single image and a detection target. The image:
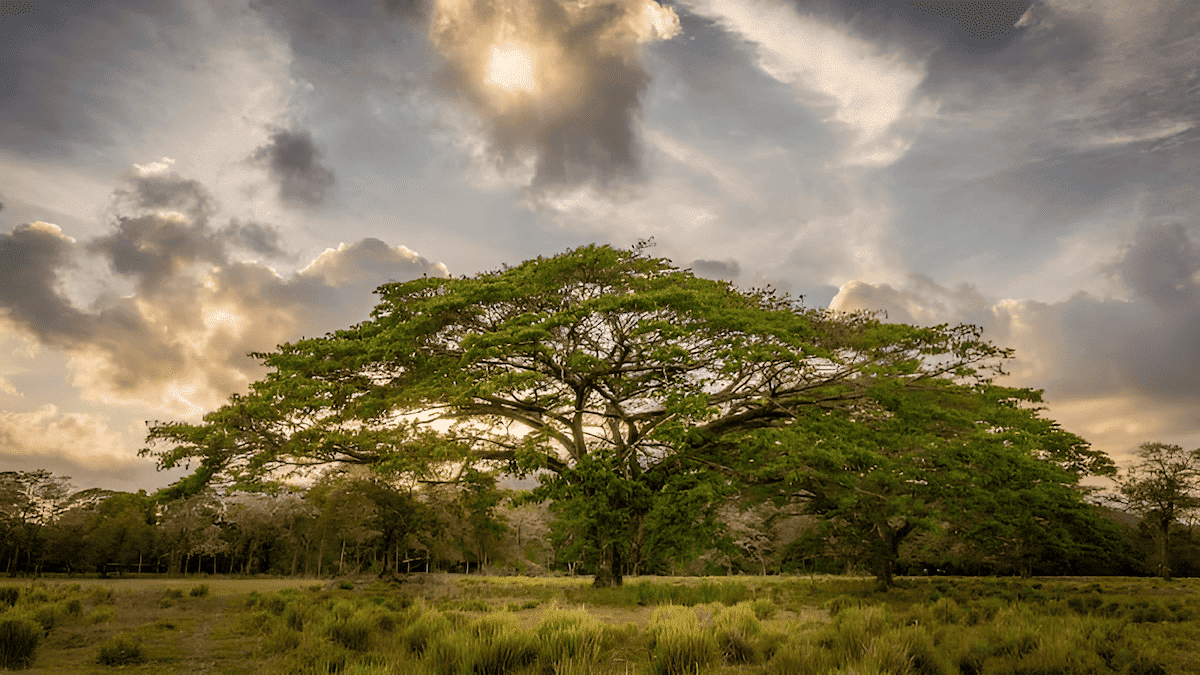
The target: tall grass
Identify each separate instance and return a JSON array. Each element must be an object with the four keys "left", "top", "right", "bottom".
[
  {"left": 0, "top": 617, "right": 40, "bottom": 670},
  {"left": 647, "top": 606, "right": 719, "bottom": 675}
]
